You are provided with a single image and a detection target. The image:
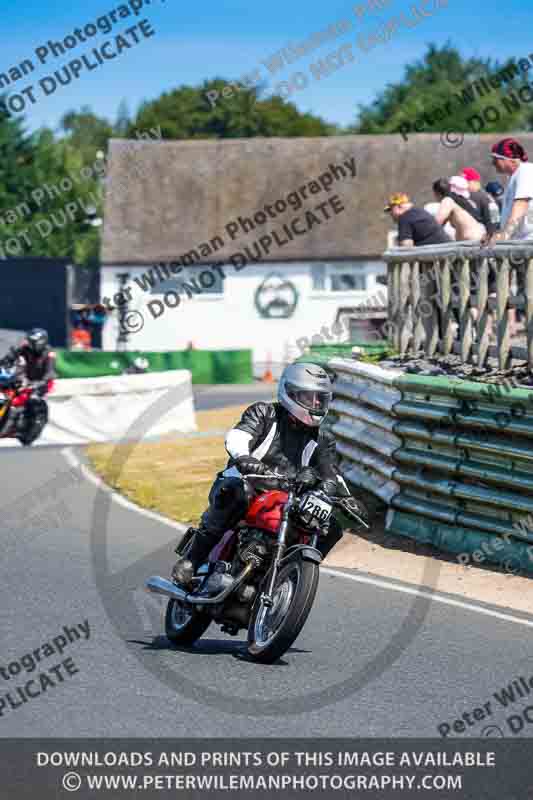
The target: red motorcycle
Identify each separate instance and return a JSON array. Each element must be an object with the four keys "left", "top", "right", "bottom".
[
  {"left": 0, "top": 368, "right": 52, "bottom": 445},
  {"left": 146, "top": 470, "right": 368, "bottom": 663}
]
